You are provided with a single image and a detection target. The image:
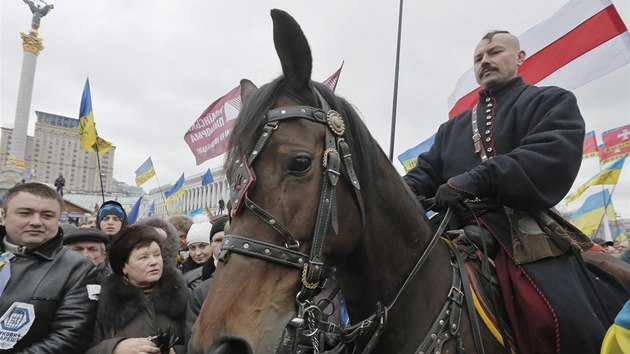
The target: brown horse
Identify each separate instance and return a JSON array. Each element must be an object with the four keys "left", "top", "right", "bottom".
[{"left": 190, "top": 9, "right": 506, "bottom": 354}]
